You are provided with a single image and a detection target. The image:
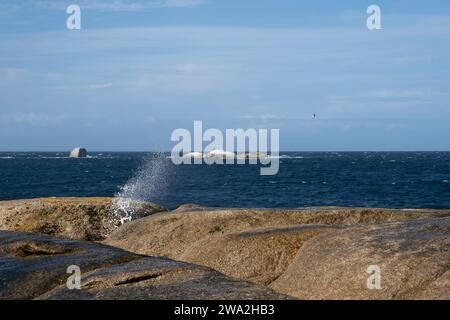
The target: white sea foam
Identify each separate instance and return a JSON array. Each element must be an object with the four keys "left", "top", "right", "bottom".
[
  {"left": 183, "top": 152, "right": 204, "bottom": 159},
  {"left": 266, "top": 155, "right": 304, "bottom": 159},
  {"left": 111, "top": 152, "right": 168, "bottom": 226},
  {"left": 168, "top": 153, "right": 304, "bottom": 160},
  {"left": 205, "top": 149, "right": 236, "bottom": 158}
]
